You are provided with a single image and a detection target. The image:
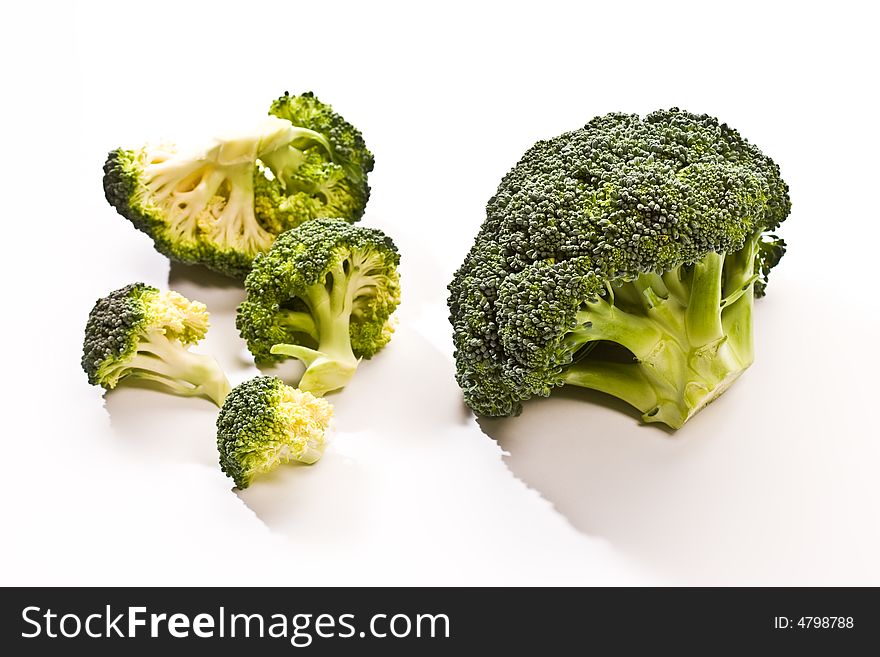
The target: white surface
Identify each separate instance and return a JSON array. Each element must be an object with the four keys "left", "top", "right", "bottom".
[{"left": 2, "top": 0, "right": 878, "bottom": 585}]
